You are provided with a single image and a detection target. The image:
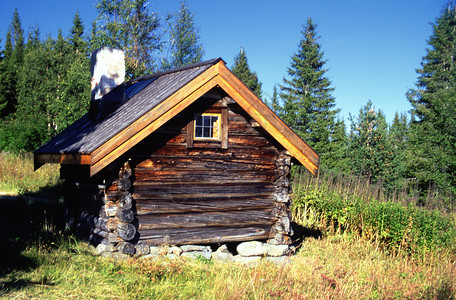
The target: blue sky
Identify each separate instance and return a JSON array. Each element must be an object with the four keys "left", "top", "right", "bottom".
[{"left": 0, "top": 0, "right": 448, "bottom": 124}]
